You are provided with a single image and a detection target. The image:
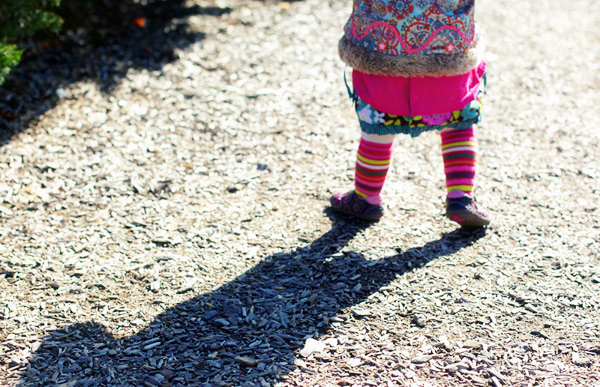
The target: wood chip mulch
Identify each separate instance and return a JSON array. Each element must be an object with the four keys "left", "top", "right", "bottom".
[{"left": 1, "top": 0, "right": 599, "bottom": 386}]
